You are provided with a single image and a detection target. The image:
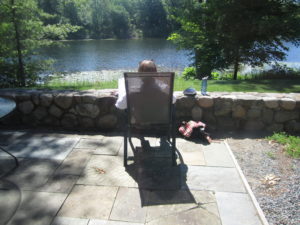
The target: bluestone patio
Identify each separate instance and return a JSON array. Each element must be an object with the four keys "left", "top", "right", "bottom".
[{"left": 0, "top": 129, "right": 268, "bottom": 225}]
